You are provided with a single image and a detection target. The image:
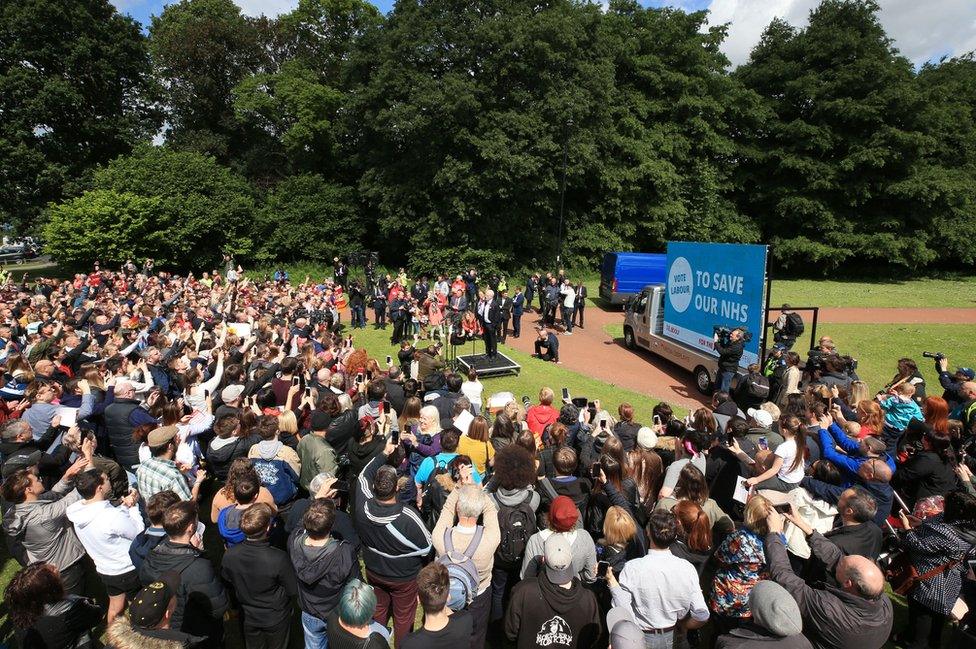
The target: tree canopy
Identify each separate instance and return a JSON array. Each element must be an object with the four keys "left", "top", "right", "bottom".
[{"left": 8, "top": 0, "right": 976, "bottom": 275}]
